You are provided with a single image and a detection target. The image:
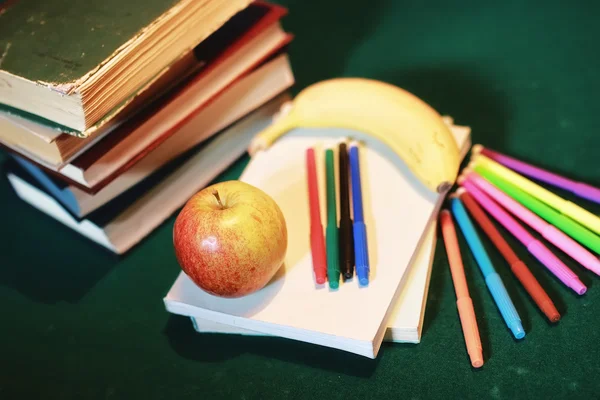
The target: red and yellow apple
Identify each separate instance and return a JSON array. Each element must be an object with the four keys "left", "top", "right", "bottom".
[{"left": 173, "top": 180, "right": 287, "bottom": 298}]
